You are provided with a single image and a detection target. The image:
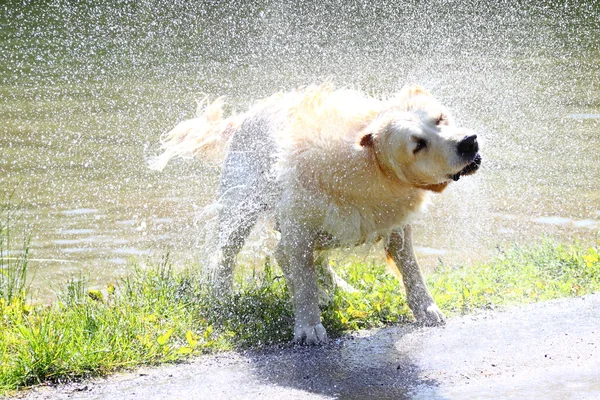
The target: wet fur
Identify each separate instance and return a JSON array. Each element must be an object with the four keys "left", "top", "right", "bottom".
[{"left": 152, "top": 83, "right": 480, "bottom": 344}]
